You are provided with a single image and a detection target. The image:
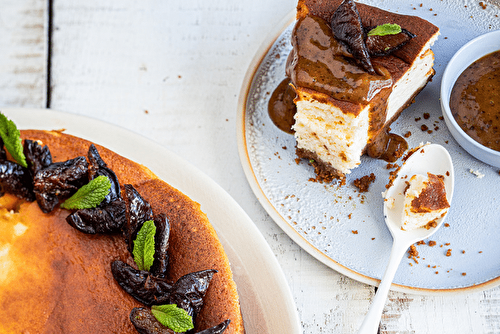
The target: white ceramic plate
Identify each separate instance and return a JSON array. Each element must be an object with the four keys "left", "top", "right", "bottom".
[
  {"left": 2, "top": 108, "right": 302, "bottom": 334},
  {"left": 237, "top": 1, "right": 500, "bottom": 294}
]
